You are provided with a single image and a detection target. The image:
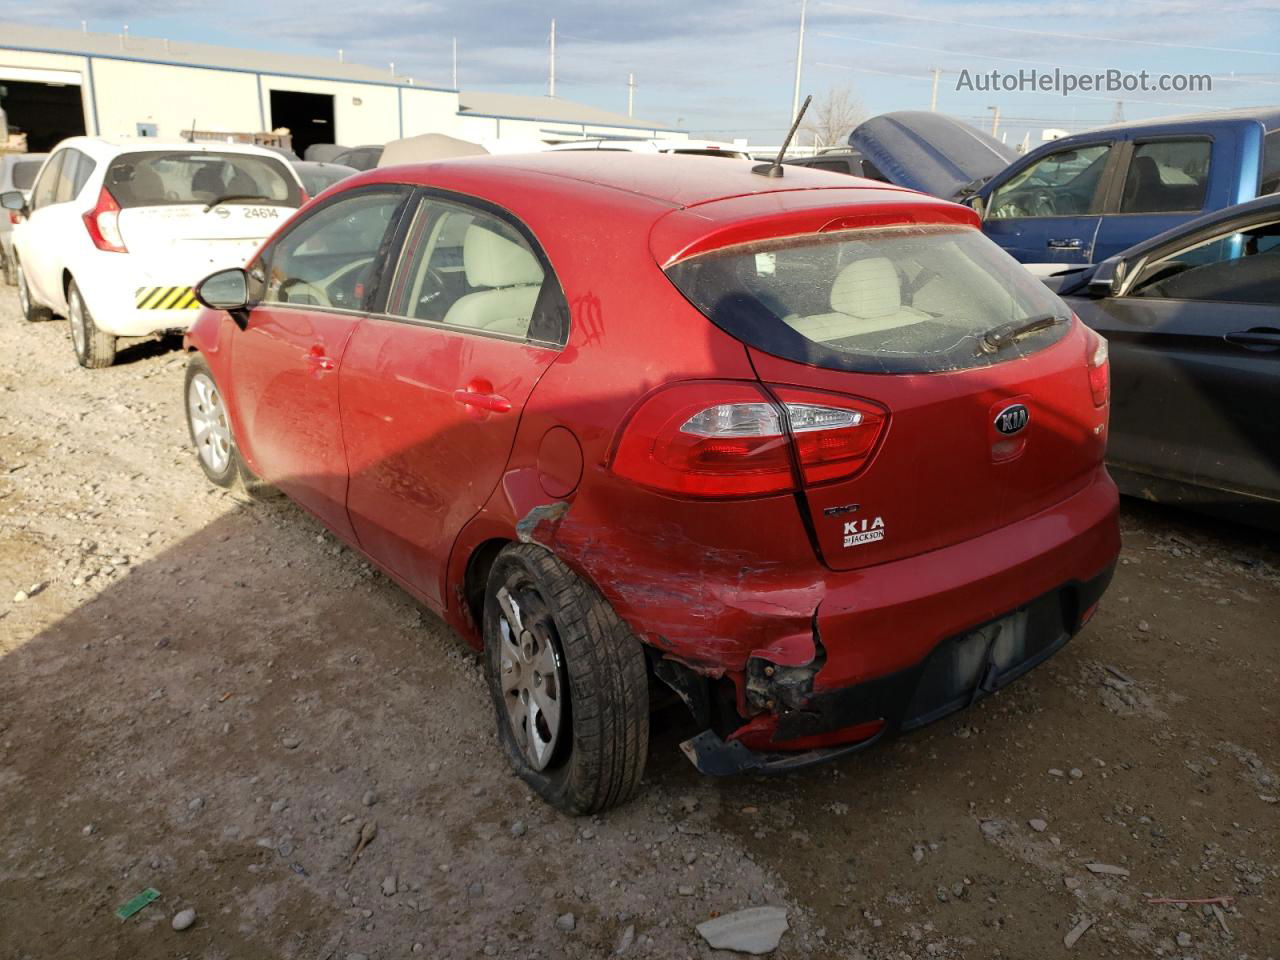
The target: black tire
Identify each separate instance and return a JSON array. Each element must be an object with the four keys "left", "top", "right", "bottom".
[
  {"left": 67, "top": 280, "right": 117, "bottom": 368},
  {"left": 183, "top": 354, "right": 277, "bottom": 499},
  {"left": 15, "top": 261, "right": 52, "bottom": 322},
  {"left": 483, "top": 543, "right": 649, "bottom": 815}
]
